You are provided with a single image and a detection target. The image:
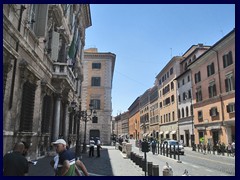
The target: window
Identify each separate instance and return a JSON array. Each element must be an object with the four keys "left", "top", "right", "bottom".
[
  {"left": 170, "top": 67, "right": 174, "bottom": 75},
  {"left": 227, "top": 103, "right": 235, "bottom": 113},
  {"left": 91, "top": 77, "right": 101, "bottom": 86},
  {"left": 171, "top": 95, "right": 174, "bottom": 103},
  {"left": 183, "top": 92, "right": 186, "bottom": 101},
  {"left": 184, "top": 63, "right": 187, "bottom": 70},
  {"left": 159, "top": 79, "right": 162, "bottom": 86},
  {"left": 90, "top": 99, "right": 101, "bottom": 110},
  {"left": 223, "top": 51, "right": 233, "bottom": 68},
  {"left": 182, "top": 79, "right": 185, "bottom": 85},
  {"left": 198, "top": 111, "right": 203, "bottom": 120},
  {"left": 29, "top": 5, "right": 49, "bottom": 37},
  {"left": 186, "top": 107, "right": 189, "bottom": 117},
  {"left": 196, "top": 87, "right": 202, "bottom": 102},
  {"left": 210, "top": 107, "right": 218, "bottom": 117},
  {"left": 194, "top": 71, "right": 201, "bottom": 83},
  {"left": 182, "top": 108, "right": 185, "bottom": 118},
  {"left": 188, "top": 90, "right": 192, "bottom": 99},
  {"left": 159, "top": 102, "right": 162, "bottom": 108},
  {"left": 178, "top": 95, "right": 181, "bottom": 103},
  {"left": 171, "top": 81, "right": 174, "bottom": 90},
  {"left": 225, "top": 73, "right": 235, "bottom": 92},
  {"left": 29, "top": 5, "right": 37, "bottom": 30},
  {"left": 207, "top": 63, "right": 215, "bottom": 77},
  {"left": 172, "top": 111, "right": 175, "bottom": 121},
  {"left": 188, "top": 75, "right": 190, "bottom": 82},
  {"left": 92, "top": 63, "right": 101, "bottom": 69},
  {"left": 164, "top": 97, "right": 170, "bottom": 106},
  {"left": 178, "top": 109, "right": 181, "bottom": 118},
  {"left": 208, "top": 82, "right": 217, "bottom": 98}
]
